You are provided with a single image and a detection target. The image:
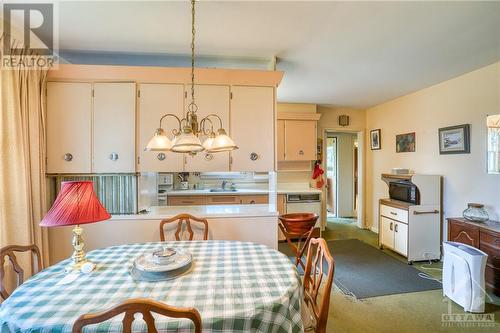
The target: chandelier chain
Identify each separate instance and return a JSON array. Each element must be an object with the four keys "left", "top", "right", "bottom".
[{"left": 190, "top": 0, "right": 196, "bottom": 108}]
